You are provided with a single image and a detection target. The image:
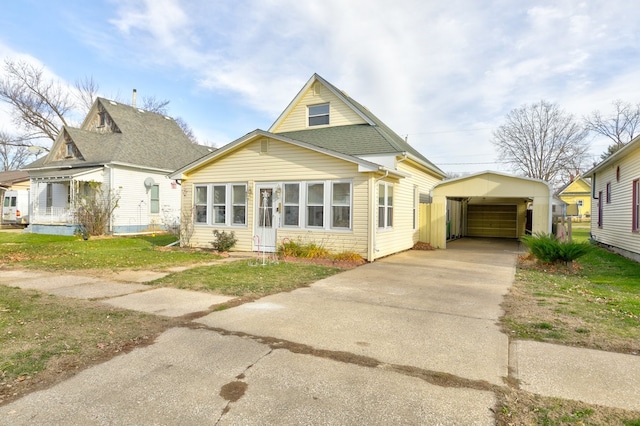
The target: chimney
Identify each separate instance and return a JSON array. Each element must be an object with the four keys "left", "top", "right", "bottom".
[{"left": 132, "top": 89, "right": 137, "bottom": 108}]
